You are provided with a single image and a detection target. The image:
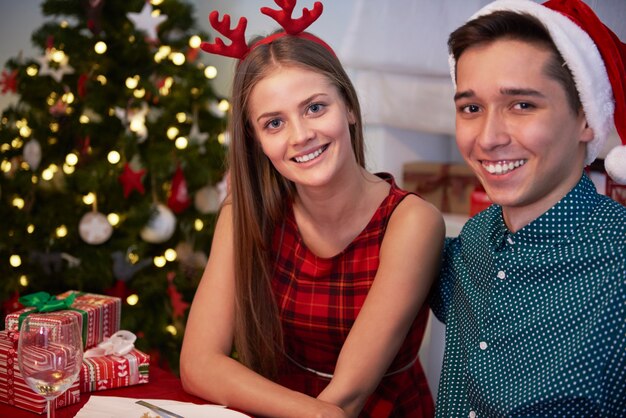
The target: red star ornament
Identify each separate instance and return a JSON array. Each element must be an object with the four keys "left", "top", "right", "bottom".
[
  {"left": 118, "top": 163, "right": 146, "bottom": 198},
  {"left": 167, "top": 272, "right": 189, "bottom": 320},
  {"left": 0, "top": 69, "right": 18, "bottom": 94}
]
